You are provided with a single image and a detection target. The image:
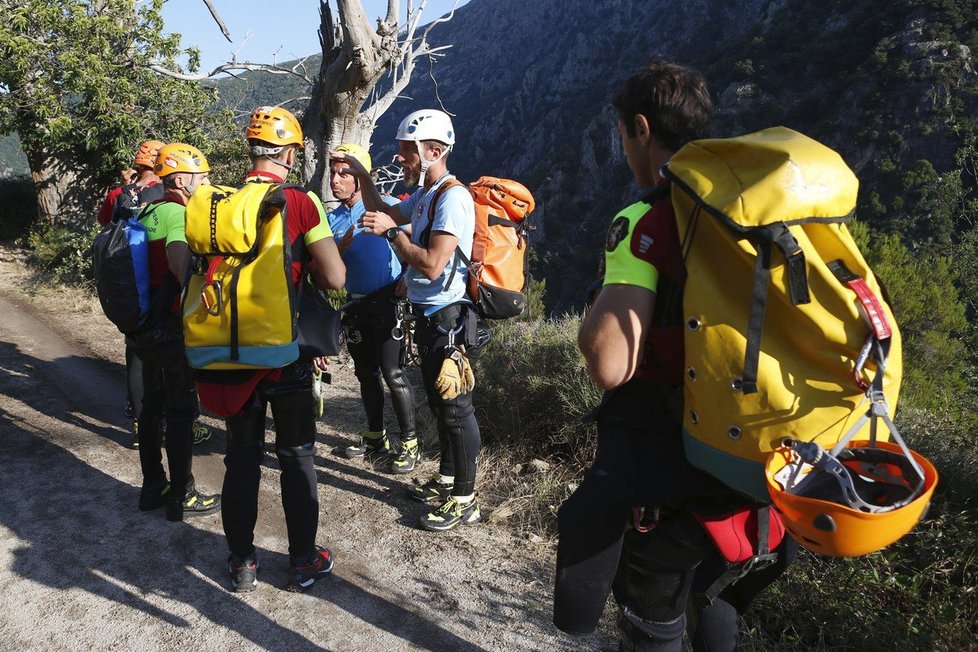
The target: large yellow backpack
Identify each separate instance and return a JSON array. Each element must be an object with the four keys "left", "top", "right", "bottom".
[
  {"left": 661, "top": 127, "right": 902, "bottom": 502},
  {"left": 182, "top": 183, "right": 299, "bottom": 370}
]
